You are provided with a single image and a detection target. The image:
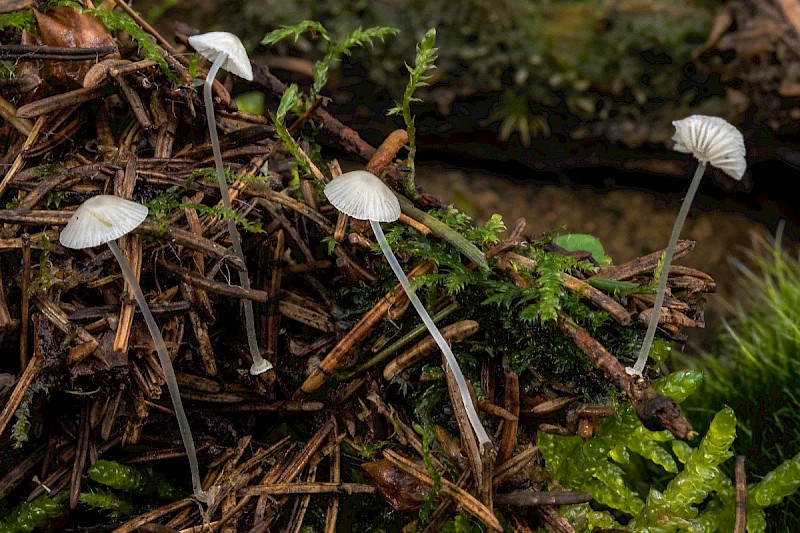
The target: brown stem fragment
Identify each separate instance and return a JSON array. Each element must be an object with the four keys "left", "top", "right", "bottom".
[
  {"left": 294, "top": 261, "right": 434, "bottom": 398},
  {"left": 366, "top": 129, "right": 409, "bottom": 176},
  {"left": 734, "top": 455, "right": 747, "bottom": 533},
  {"left": 494, "top": 490, "right": 592, "bottom": 507},
  {"left": 498, "top": 371, "right": 520, "bottom": 464},
  {"left": 382, "top": 449, "right": 503, "bottom": 532},
  {"left": 383, "top": 320, "right": 480, "bottom": 380},
  {"left": 592, "top": 239, "right": 695, "bottom": 281},
  {"left": 556, "top": 312, "right": 697, "bottom": 440}
]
